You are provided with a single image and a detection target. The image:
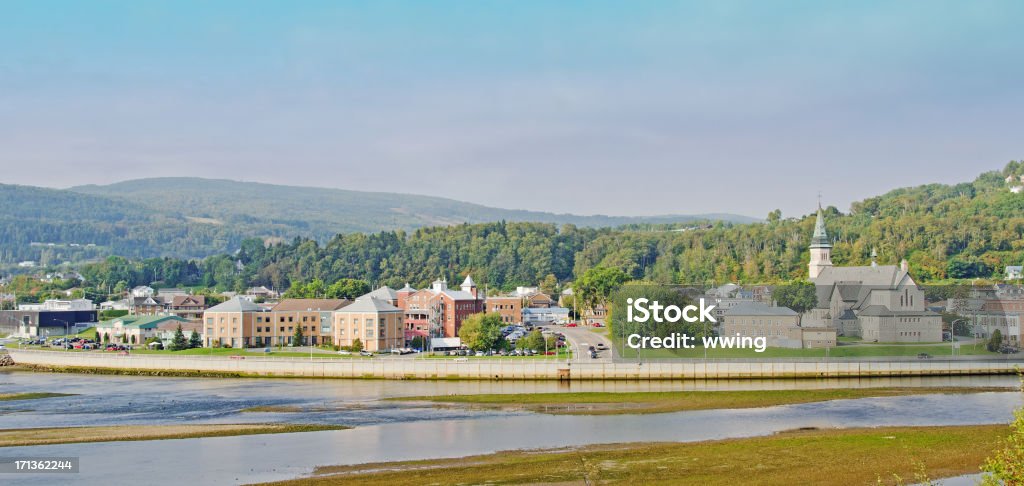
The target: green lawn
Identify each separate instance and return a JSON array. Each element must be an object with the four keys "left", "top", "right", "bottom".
[{"left": 615, "top": 341, "right": 998, "bottom": 359}]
